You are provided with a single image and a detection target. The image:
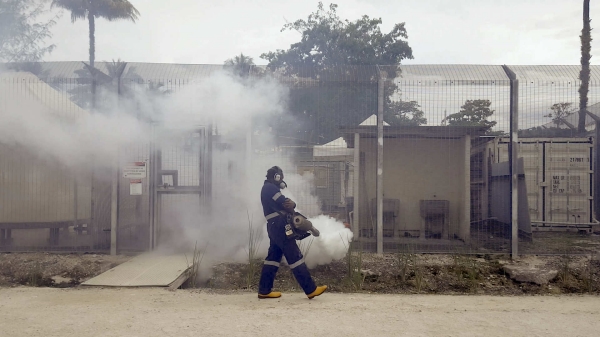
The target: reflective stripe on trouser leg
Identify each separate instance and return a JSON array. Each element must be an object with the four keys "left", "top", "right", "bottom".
[
  {"left": 288, "top": 259, "right": 304, "bottom": 269},
  {"left": 258, "top": 243, "right": 283, "bottom": 295},
  {"left": 263, "top": 260, "right": 280, "bottom": 267},
  {"left": 282, "top": 241, "right": 316, "bottom": 295}
]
